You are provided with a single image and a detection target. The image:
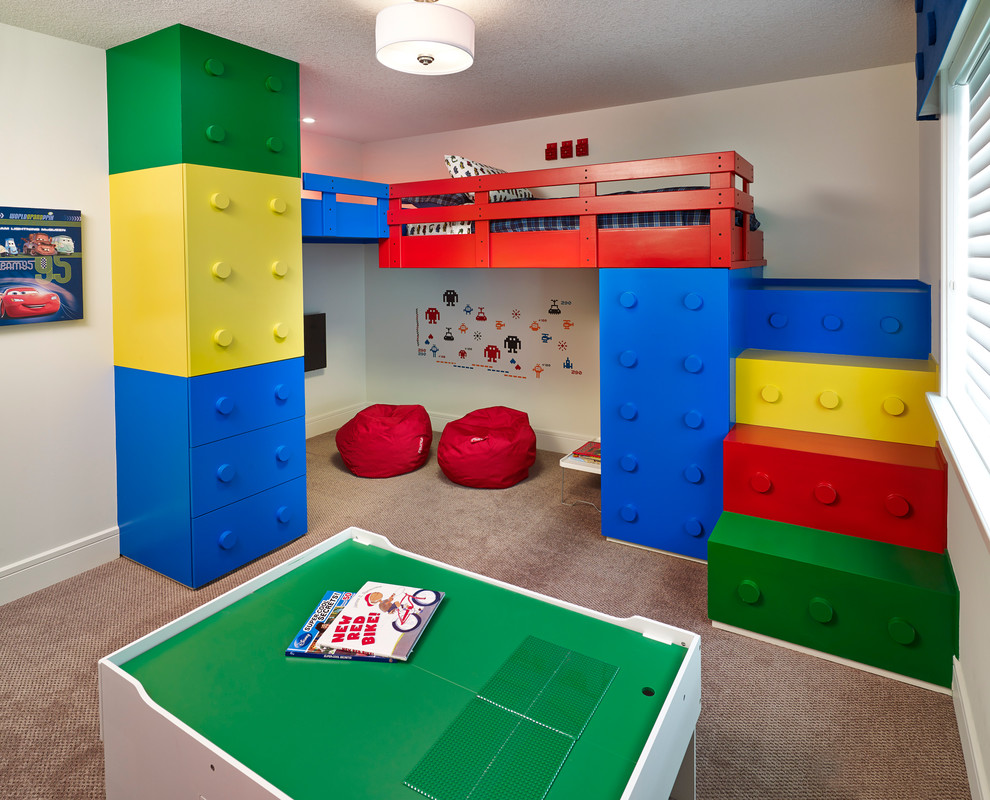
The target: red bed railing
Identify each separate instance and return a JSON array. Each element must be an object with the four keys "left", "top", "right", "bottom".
[{"left": 379, "top": 151, "right": 765, "bottom": 270}]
